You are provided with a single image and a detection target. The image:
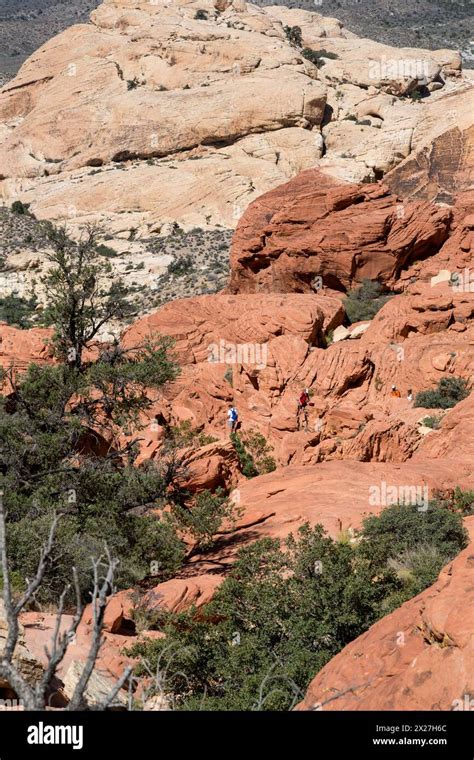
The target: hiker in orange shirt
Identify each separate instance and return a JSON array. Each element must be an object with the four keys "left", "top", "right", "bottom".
[{"left": 391, "top": 384, "right": 401, "bottom": 398}]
